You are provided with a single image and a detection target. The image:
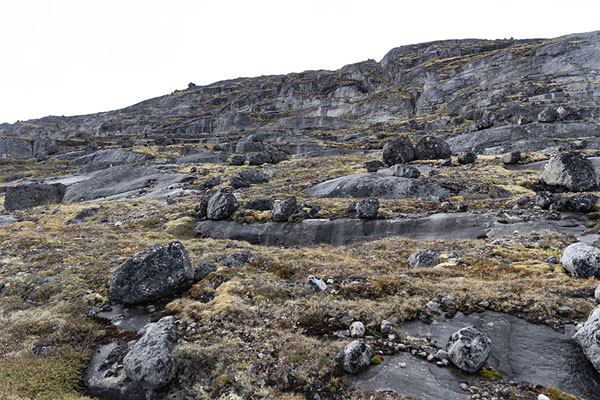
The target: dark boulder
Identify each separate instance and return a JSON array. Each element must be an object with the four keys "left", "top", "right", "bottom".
[
  {"left": 446, "top": 326, "right": 491, "bottom": 373},
  {"left": 225, "top": 252, "right": 251, "bottom": 268},
  {"left": 539, "top": 152, "right": 597, "bottom": 191},
  {"left": 538, "top": 107, "right": 559, "bottom": 123},
  {"left": 108, "top": 241, "right": 194, "bottom": 304},
  {"left": 272, "top": 196, "right": 298, "bottom": 222},
  {"left": 229, "top": 155, "right": 246, "bottom": 166},
  {"left": 502, "top": 151, "right": 521, "bottom": 165},
  {"left": 206, "top": 188, "right": 239, "bottom": 220},
  {"left": 364, "top": 160, "right": 384, "bottom": 172},
  {"left": 457, "top": 152, "right": 477, "bottom": 165},
  {"left": 567, "top": 193, "right": 599, "bottom": 212},
  {"left": 356, "top": 198, "right": 379, "bottom": 219},
  {"left": 244, "top": 197, "right": 275, "bottom": 211},
  {"left": 382, "top": 137, "right": 415, "bottom": 166},
  {"left": 4, "top": 183, "right": 66, "bottom": 211},
  {"left": 195, "top": 262, "right": 216, "bottom": 281},
  {"left": 335, "top": 340, "right": 374, "bottom": 374},
  {"left": 535, "top": 191, "right": 562, "bottom": 210},
  {"left": 414, "top": 136, "right": 452, "bottom": 160},
  {"left": 228, "top": 169, "right": 269, "bottom": 189}
]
